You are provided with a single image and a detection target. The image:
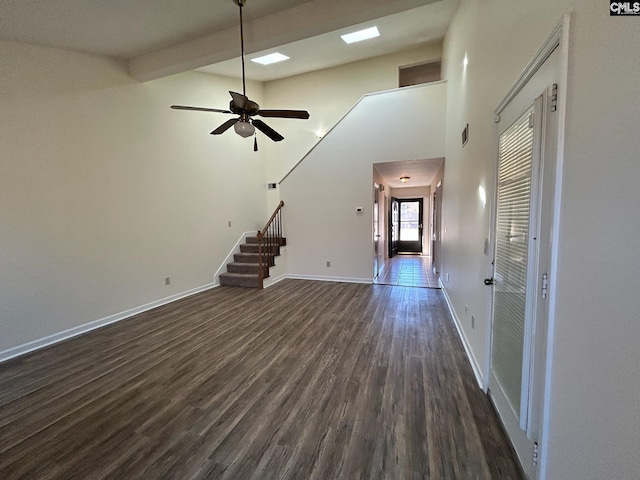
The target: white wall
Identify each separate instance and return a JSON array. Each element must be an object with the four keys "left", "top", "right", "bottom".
[
  {"left": 0, "top": 40, "right": 268, "bottom": 355},
  {"left": 441, "top": 1, "right": 640, "bottom": 479},
  {"left": 262, "top": 43, "right": 443, "bottom": 209},
  {"left": 280, "top": 83, "right": 446, "bottom": 282}
]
